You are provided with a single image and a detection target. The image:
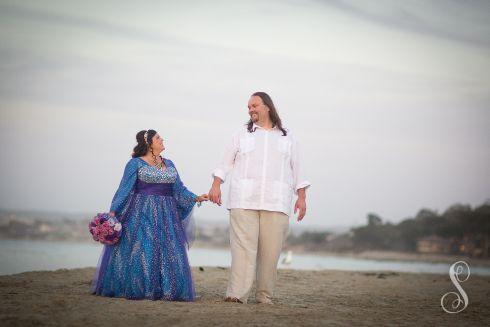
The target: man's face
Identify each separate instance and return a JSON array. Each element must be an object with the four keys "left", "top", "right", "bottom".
[{"left": 247, "top": 96, "right": 269, "bottom": 123}]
